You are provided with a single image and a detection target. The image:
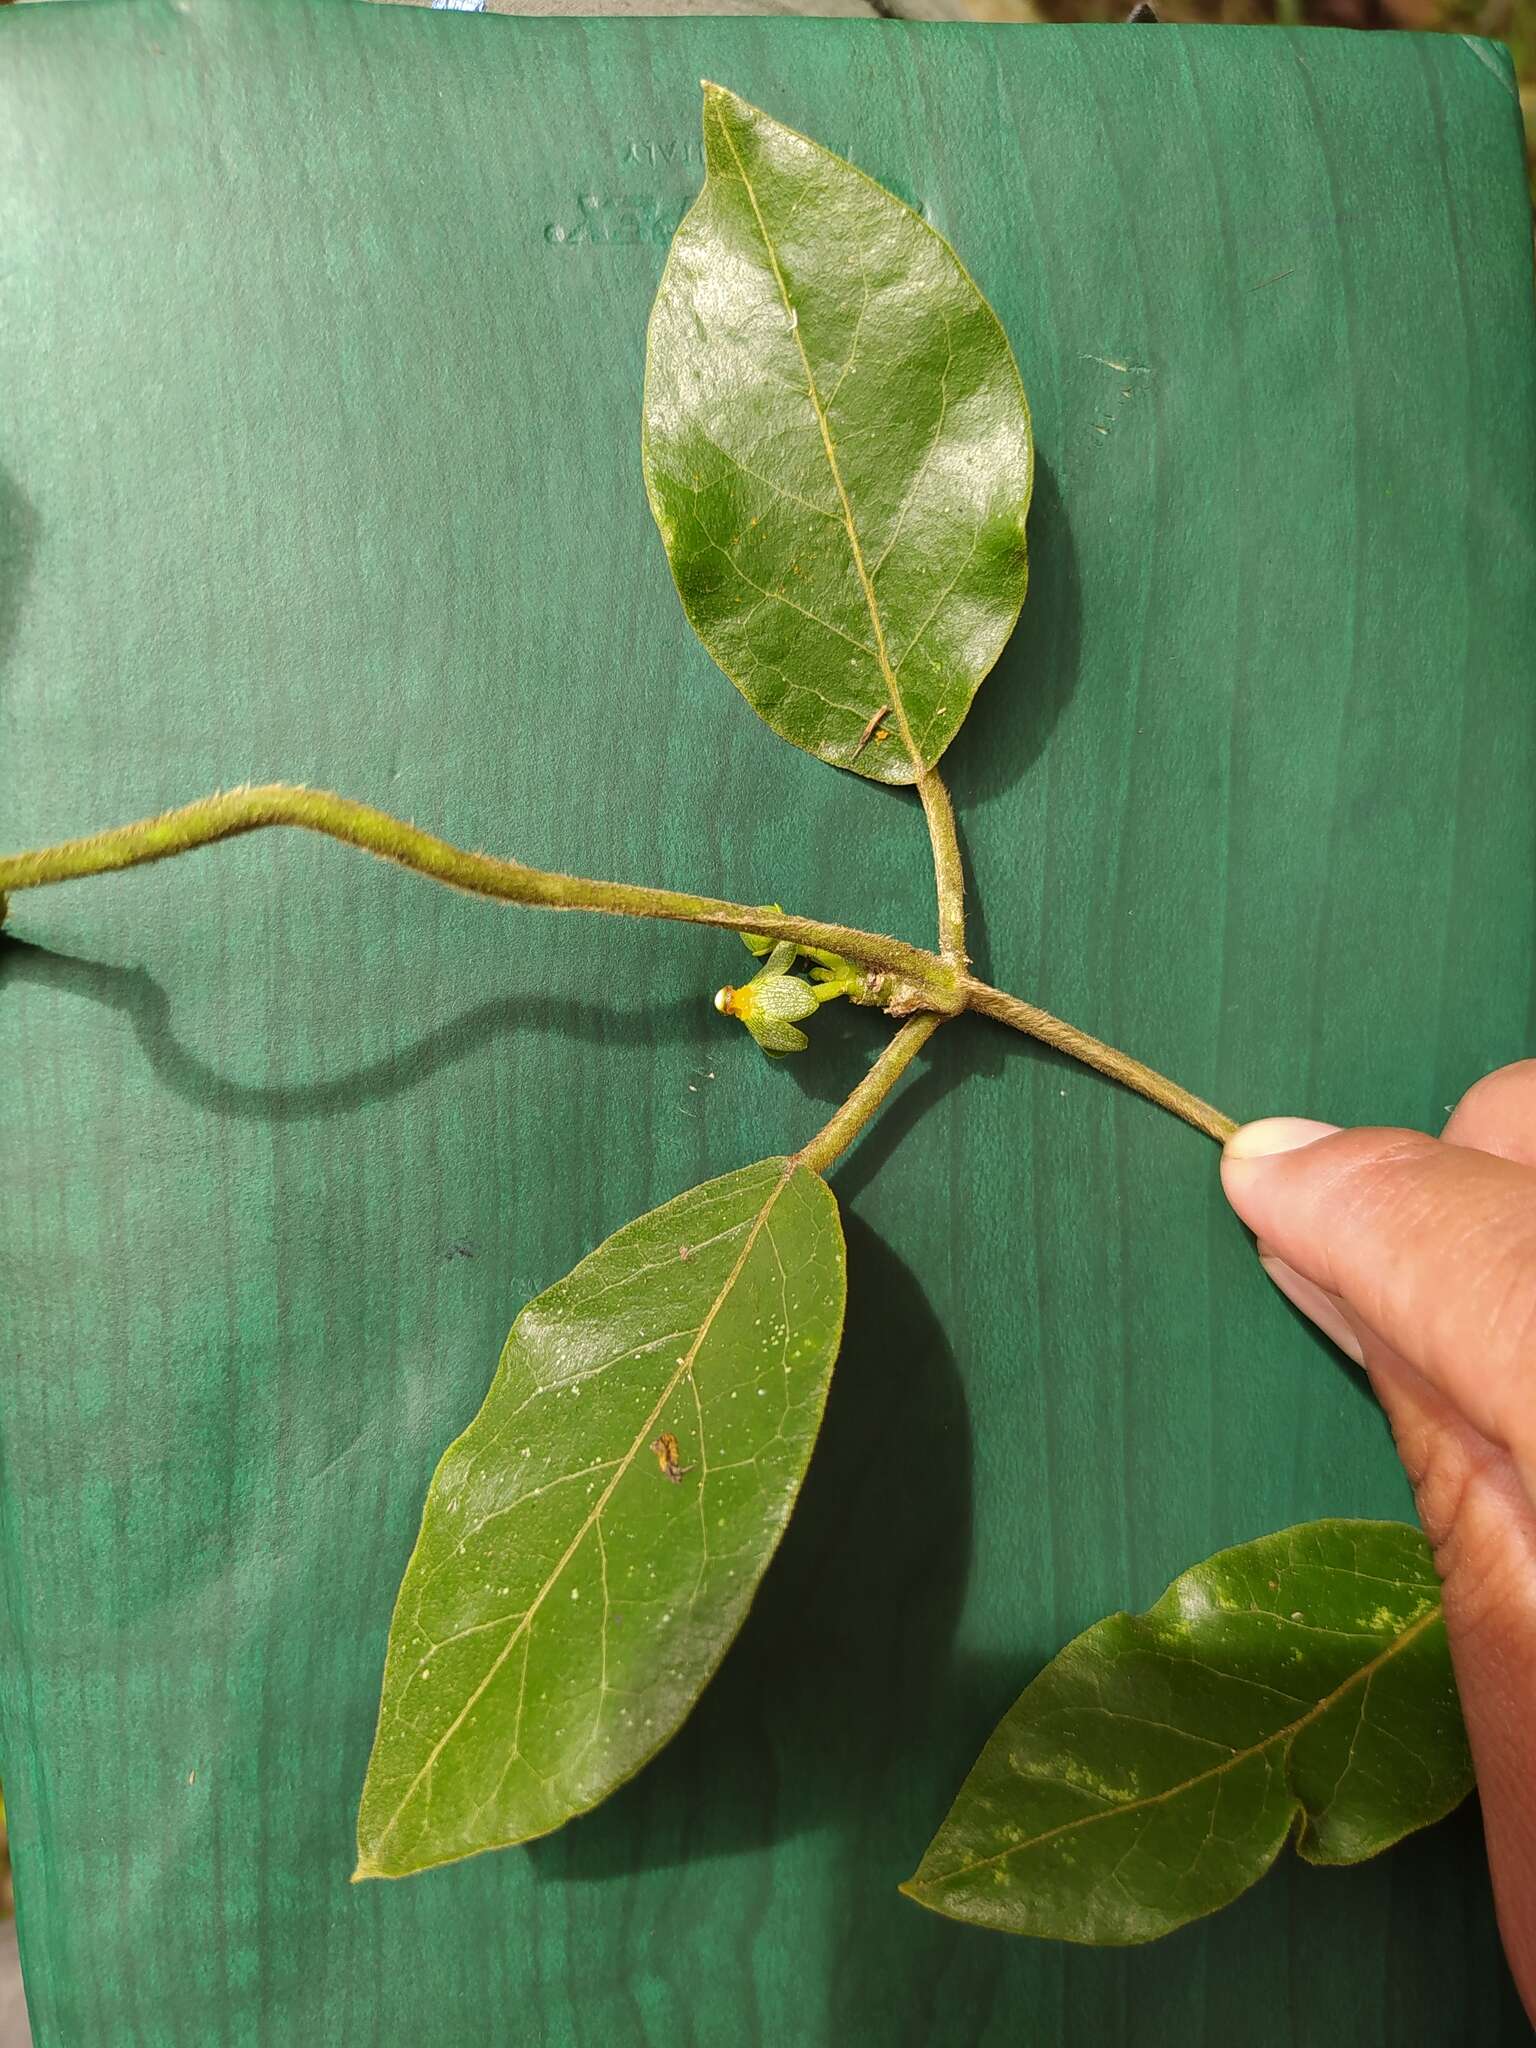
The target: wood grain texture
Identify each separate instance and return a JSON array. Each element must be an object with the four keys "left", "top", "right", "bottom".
[{"left": 0, "top": 4, "right": 1533, "bottom": 2041}]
